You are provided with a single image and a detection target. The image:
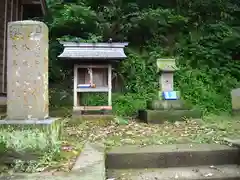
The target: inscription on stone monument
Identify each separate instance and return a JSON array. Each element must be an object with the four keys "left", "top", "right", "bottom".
[{"left": 7, "top": 21, "right": 49, "bottom": 120}]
